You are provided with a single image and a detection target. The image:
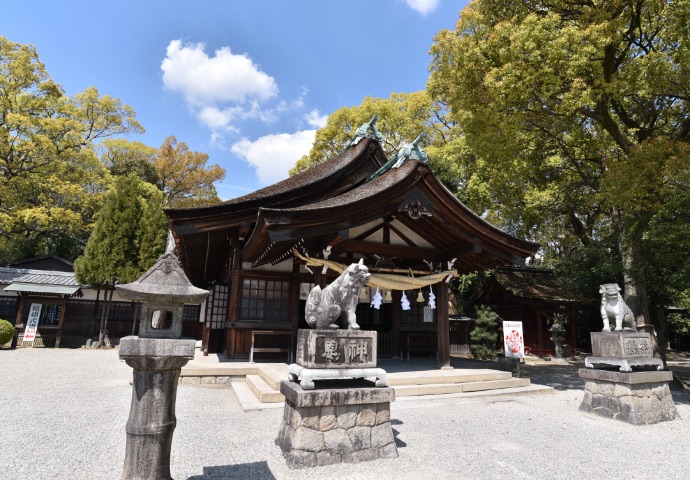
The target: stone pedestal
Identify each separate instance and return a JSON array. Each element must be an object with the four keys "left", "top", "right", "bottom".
[
  {"left": 579, "top": 368, "right": 679, "bottom": 425},
  {"left": 585, "top": 331, "right": 663, "bottom": 372},
  {"left": 276, "top": 379, "right": 398, "bottom": 468},
  {"left": 119, "top": 336, "right": 196, "bottom": 480},
  {"left": 289, "top": 329, "right": 387, "bottom": 390}
]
